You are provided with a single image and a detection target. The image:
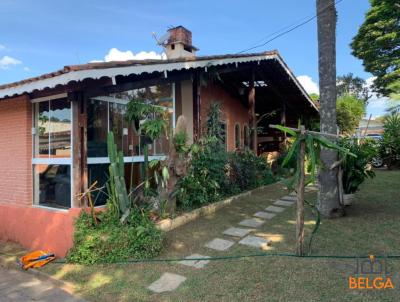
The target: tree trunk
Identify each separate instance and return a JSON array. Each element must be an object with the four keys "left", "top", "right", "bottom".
[
  {"left": 316, "top": 0, "right": 344, "bottom": 218},
  {"left": 296, "top": 126, "right": 306, "bottom": 256}
]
